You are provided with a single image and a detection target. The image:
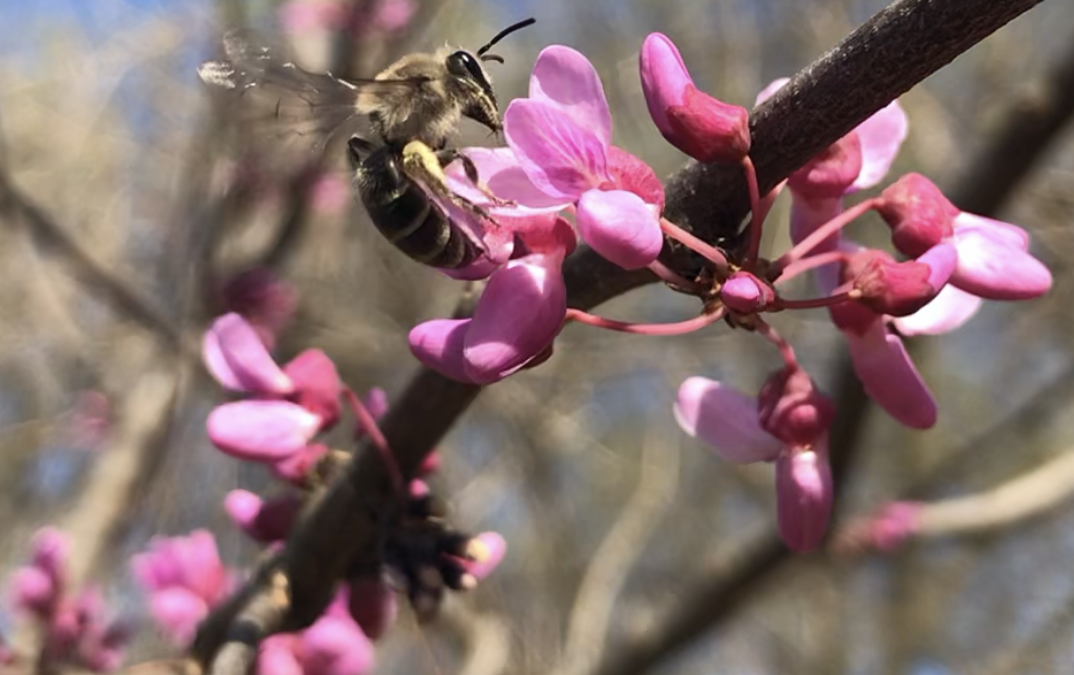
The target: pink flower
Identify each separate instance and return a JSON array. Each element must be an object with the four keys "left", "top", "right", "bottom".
[
  {"left": 131, "top": 530, "right": 234, "bottom": 646},
  {"left": 459, "top": 46, "right": 664, "bottom": 270},
  {"left": 639, "top": 33, "right": 750, "bottom": 164},
  {"left": 675, "top": 371, "right": 834, "bottom": 552},
  {"left": 409, "top": 217, "right": 574, "bottom": 384},
  {"left": 9, "top": 528, "right": 69, "bottom": 617},
  {"left": 225, "top": 490, "right": 303, "bottom": 543},
  {"left": 256, "top": 593, "right": 375, "bottom": 675},
  {"left": 458, "top": 532, "right": 507, "bottom": 580},
  {"left": 204, "top": 314, "right": 343, "bottom": 466}
]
